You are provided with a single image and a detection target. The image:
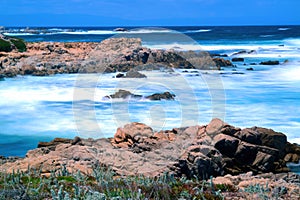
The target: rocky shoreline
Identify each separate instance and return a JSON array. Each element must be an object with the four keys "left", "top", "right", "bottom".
[
  {"left": 0, "top": 119, "right": 299, "bottom": 199},
  {"left": 0, "top": 35, "right": 236, "bottom": 79}
]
